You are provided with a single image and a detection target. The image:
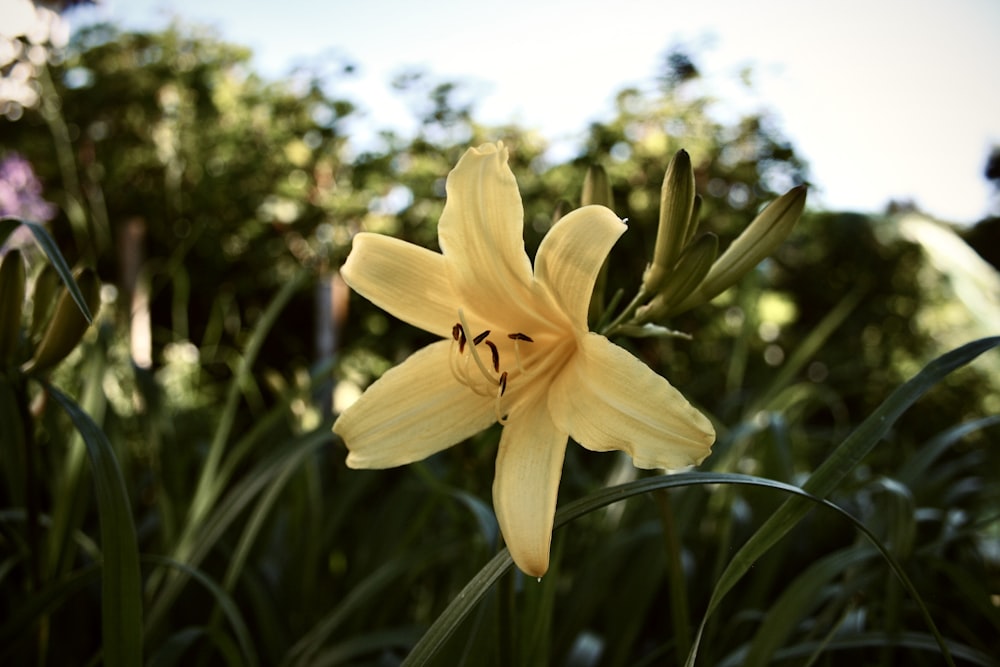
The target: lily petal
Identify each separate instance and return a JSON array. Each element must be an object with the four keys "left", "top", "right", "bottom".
[
  {"left": 493, "top": 400, "right": 568, "bottom": 577},
  {"left": 534, "top": 205, "right": 626, "bottom": 331},
  {"left": 437, "top": 143, "right": 535, "bottom": 314},
  {"left": 549, "top": 333, "right": 715, "bottom": 469},
  {"left": 341, "top": 233, "right": 460, "bottom": 339},
  {"left": 335, "top": 340, "right": 496, "bottom": 468}
]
